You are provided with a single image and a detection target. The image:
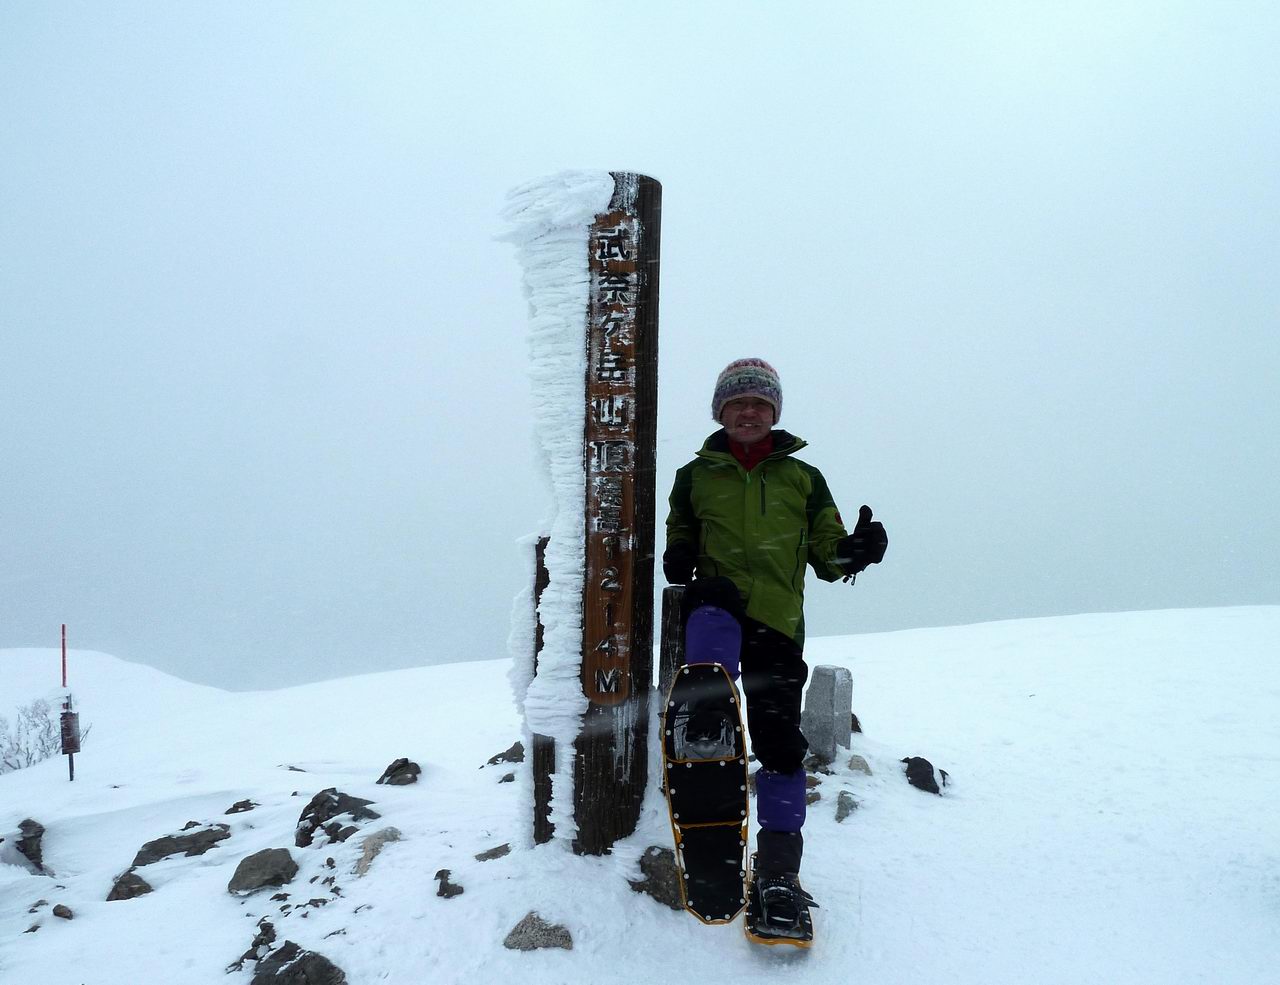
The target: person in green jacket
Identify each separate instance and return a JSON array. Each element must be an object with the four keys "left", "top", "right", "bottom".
[{"left": 663, "top": 357, "right": 887, "bottom": 928}]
